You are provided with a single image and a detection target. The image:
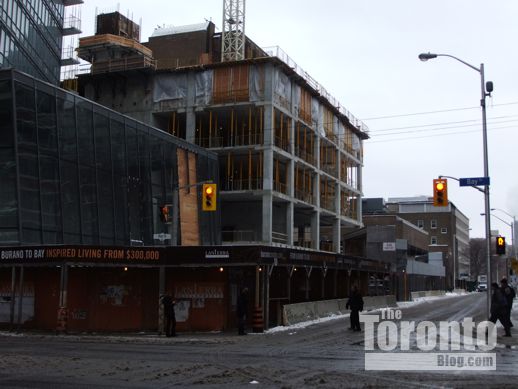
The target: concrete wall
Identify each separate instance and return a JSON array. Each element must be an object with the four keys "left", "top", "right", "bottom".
[
  {"left": 410, "top": 290, "right": 446, "bottom": 300},
  {"left": 282, "top": 295, "right": 397, "bottom": 326}
]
